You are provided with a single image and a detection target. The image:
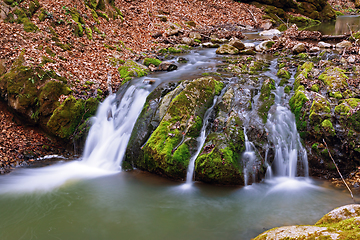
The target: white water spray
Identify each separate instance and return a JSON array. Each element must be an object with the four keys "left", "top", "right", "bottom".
[
  {"left": 185, "top": 96, "right": 219, "bottom": 184},
  {"left": 82, "top": 85, "right": 150, "bottom": 170},
  {"left": 242, "top": 128, "right": 260, "bottom": 186},
  {"left": 265, "top": 60, "right": 309, "bottom": 179}
]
